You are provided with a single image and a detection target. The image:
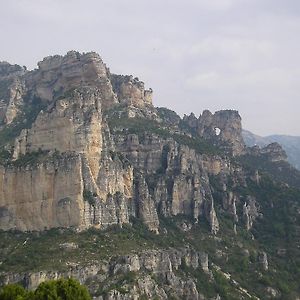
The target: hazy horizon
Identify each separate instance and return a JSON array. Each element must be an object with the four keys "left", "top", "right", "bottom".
[{"left": 1, "top": 0, "right": 299, "bottom": 136}]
